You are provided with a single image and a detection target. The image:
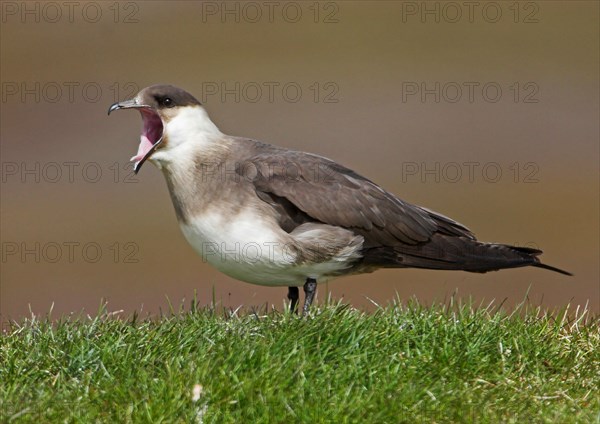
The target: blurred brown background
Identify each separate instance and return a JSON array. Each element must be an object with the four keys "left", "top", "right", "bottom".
[{"left": 1, "top": 1, "right": 598, "bottom": 321}]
